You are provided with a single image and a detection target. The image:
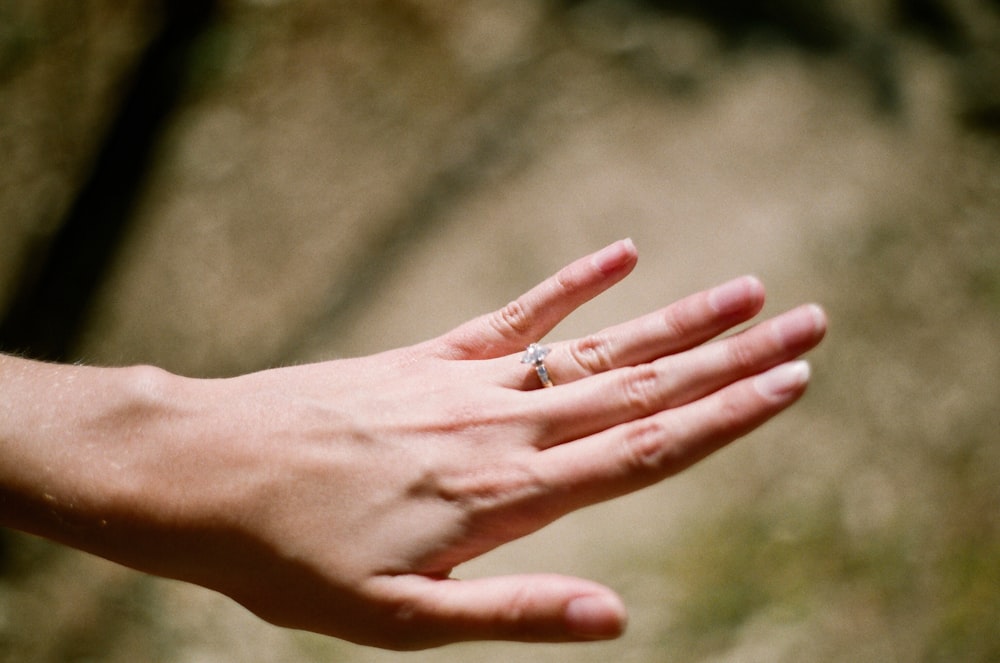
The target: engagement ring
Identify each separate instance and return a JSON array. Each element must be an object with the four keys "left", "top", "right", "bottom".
[{"left": 521, "top": 343, "right": 554, "bottom": 388}]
